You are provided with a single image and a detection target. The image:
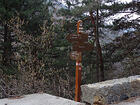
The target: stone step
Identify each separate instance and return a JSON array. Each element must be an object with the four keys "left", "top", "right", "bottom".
[{"left": 0, "top": 93, "right": 85, "bottom": 105}]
